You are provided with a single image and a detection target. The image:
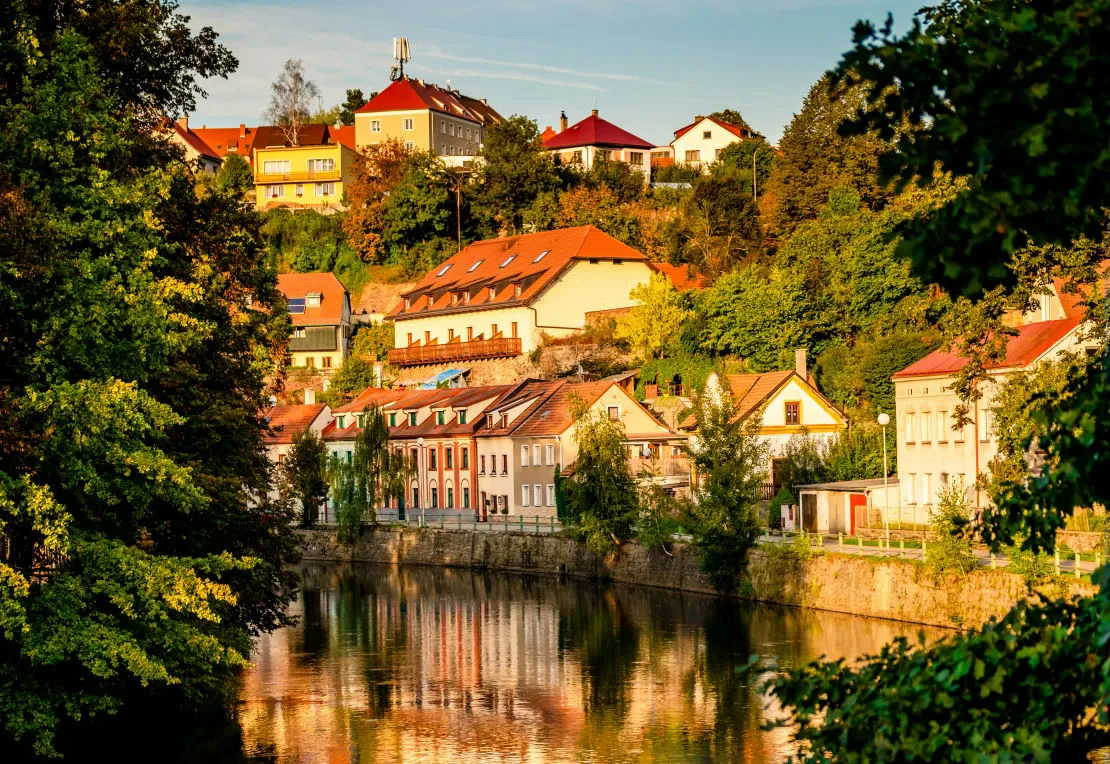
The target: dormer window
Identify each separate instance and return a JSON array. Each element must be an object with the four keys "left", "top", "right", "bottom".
[
  {"left": 436, "top": 411, "right": 445, "bottom": 425},
  {"left": 533, "top": 250, "right": 550, "bottom": 263},
  {"left": 437, "top": 264, "right": 452, "bottom": 277},
  {"left": 463, "top": 290, "right": 471, "bottom": 303},
  {"left": 513, "top": 283, "right": 522, "bottom": 298},
  {"left": 408, "top": 412, "right": 417, "bottom": 426},
  {"left": 488, "top": 286, "right": 496, "bottom": 299},
  {"left": 486, "top": 414, "right": 495, "bottom": 427},
  {"left": 389, "top": 413, "right": 397, "bottom": 427},
  {"left": 501, "top": 414, "right": 508, "bottom": 428},
  {"left": 457, "top": 410, "right": 467, "bottom": 425},
  {"left": 500, "top": 255, "right": 516, "bottom": 268},
  {"left": 467, "top": 259, "right": 484, "bottom": 273},
  {"left": 336, "top": 415, "right": 346, "bottom": 428},
  {"left": 306, "top": 292, "right": 322, "bottom": 308},
  {"left": 404, "top": 297, "right": 412, "bottom": 309}
]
